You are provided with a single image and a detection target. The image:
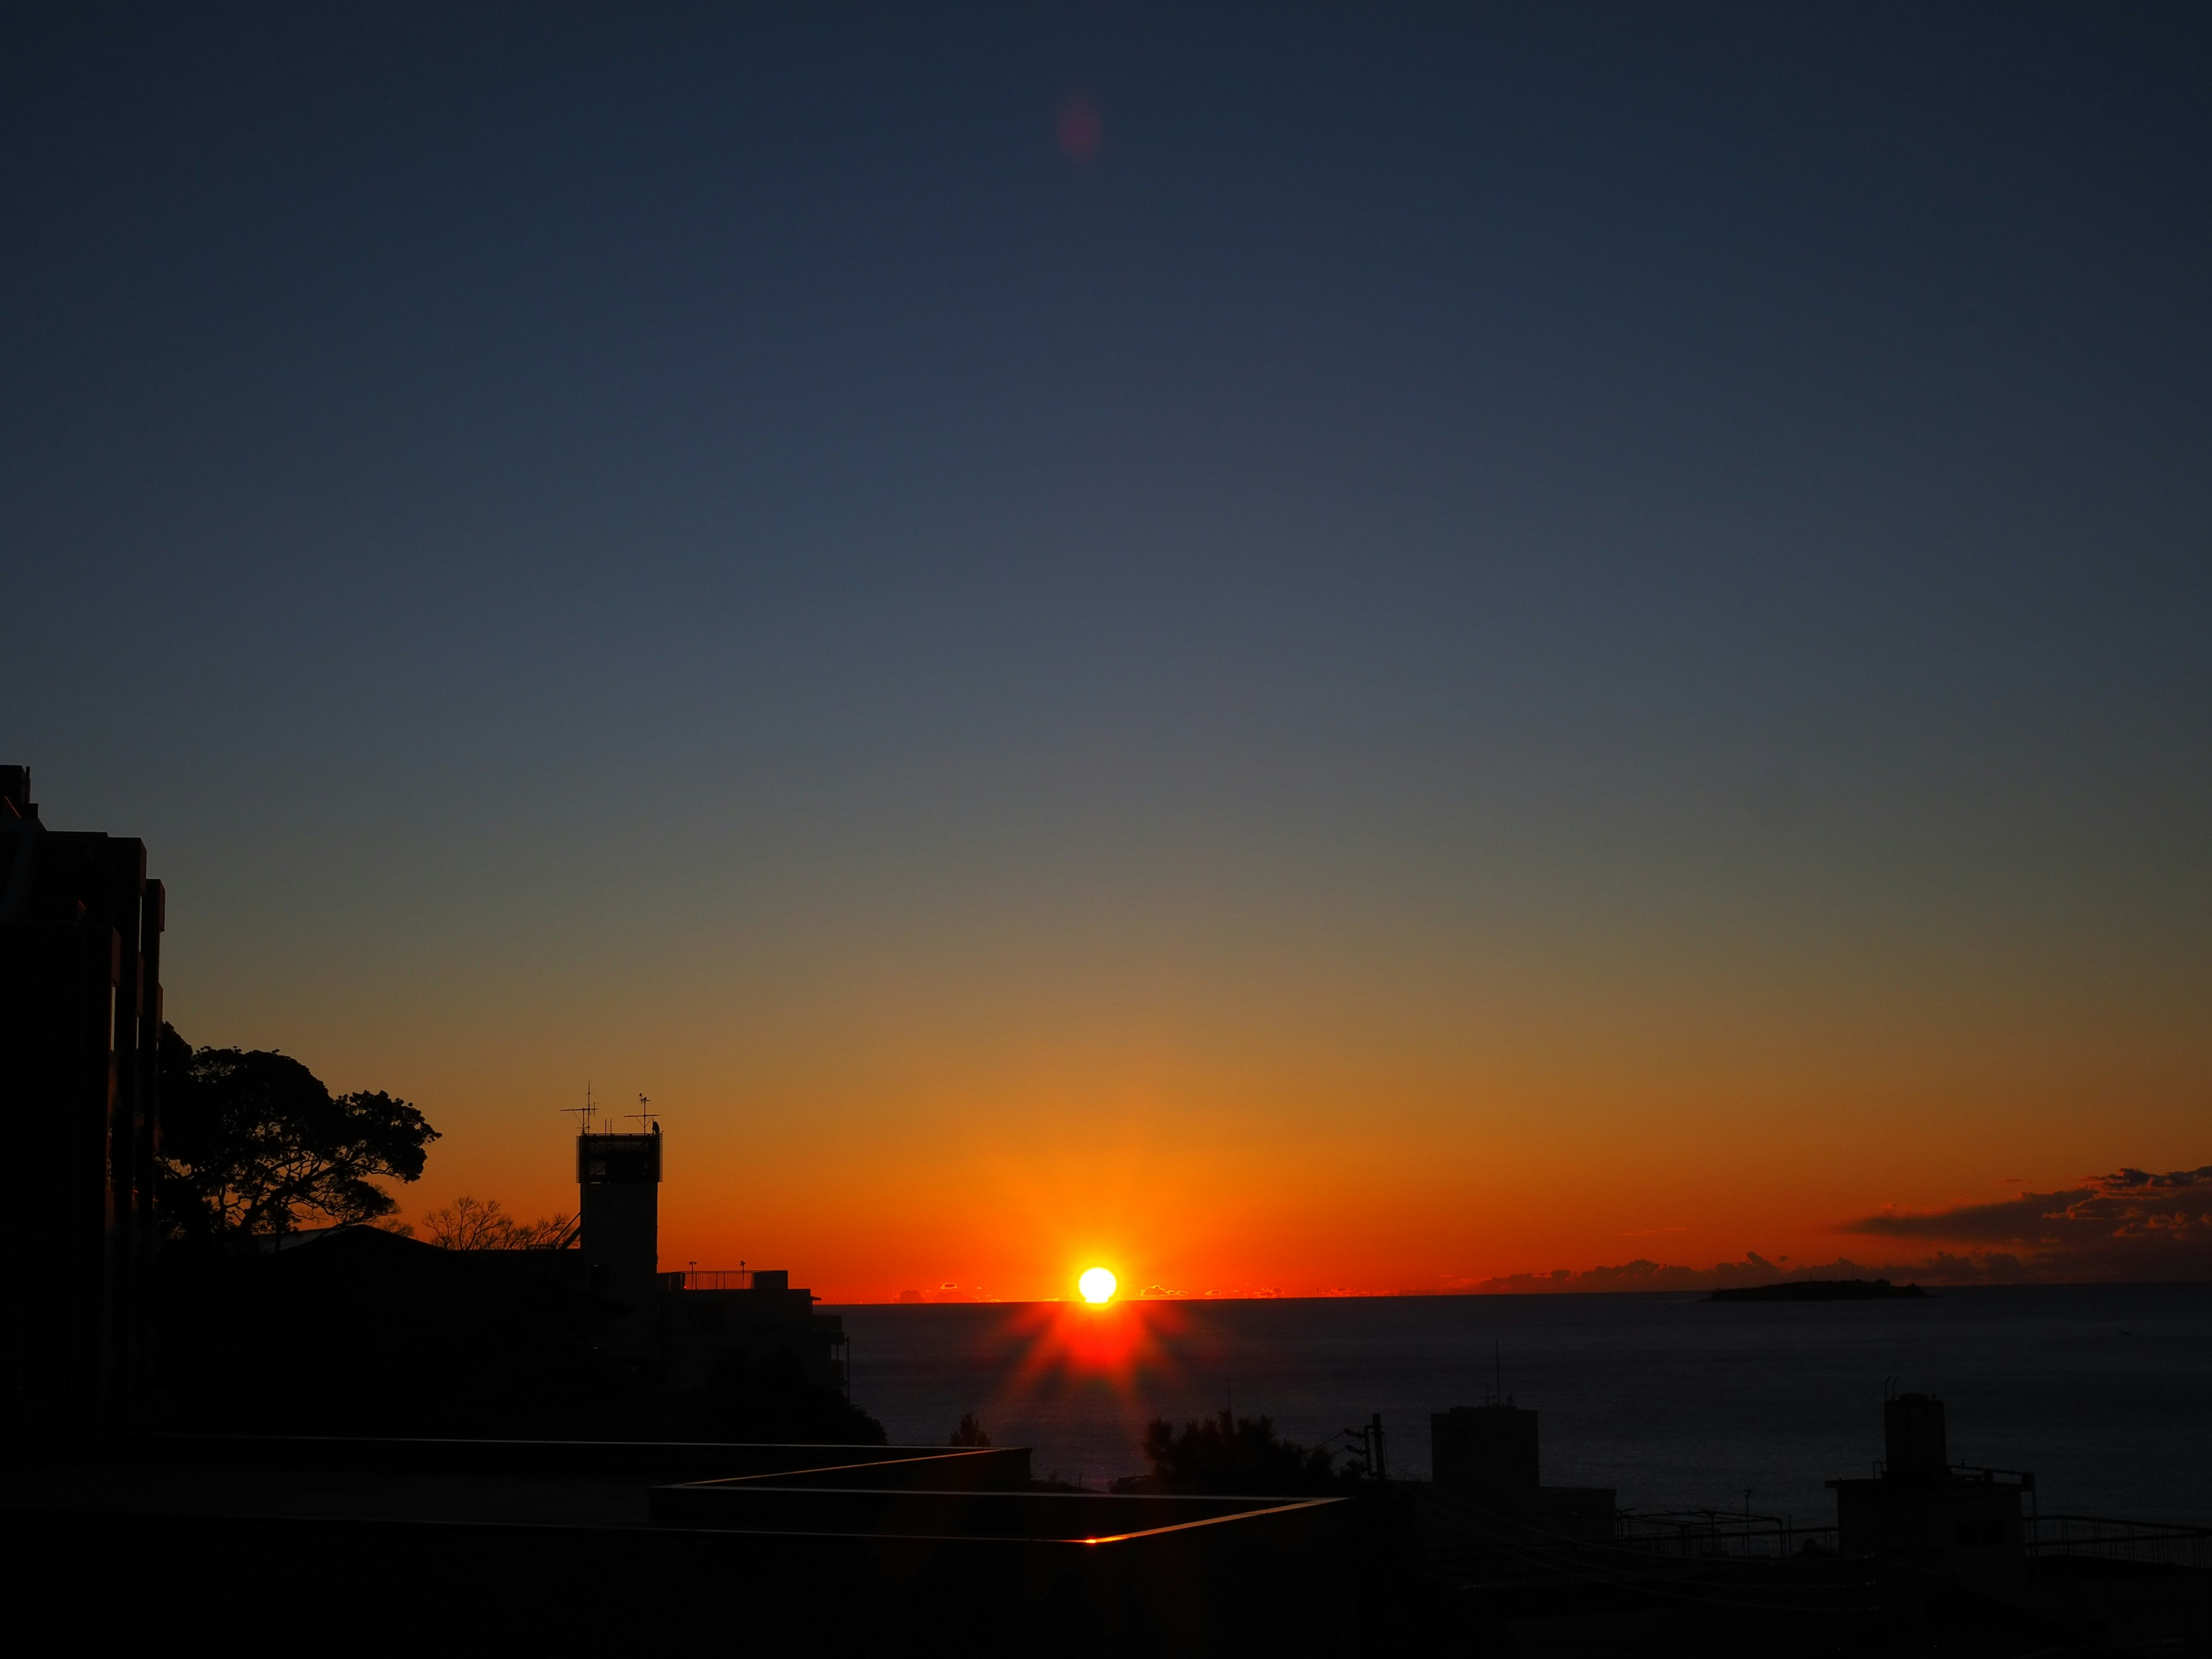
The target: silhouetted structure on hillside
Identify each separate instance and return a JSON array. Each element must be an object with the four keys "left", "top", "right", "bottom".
[
  {"left": 1827, "top": 1391, "right": 2032, "bottom": 1599},
  {"left": 566, "top": 1118, "right": 847, "bottom": 1391},
  {"left": 1430, "top": 1403, "right": 1615, "bottom": 1540},
  {"left": 578, "top": 1127, "right": 663, "bottom": 1336},
  {"left": 0, "top": 766, "right": 164, "bottom": 1428}
]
